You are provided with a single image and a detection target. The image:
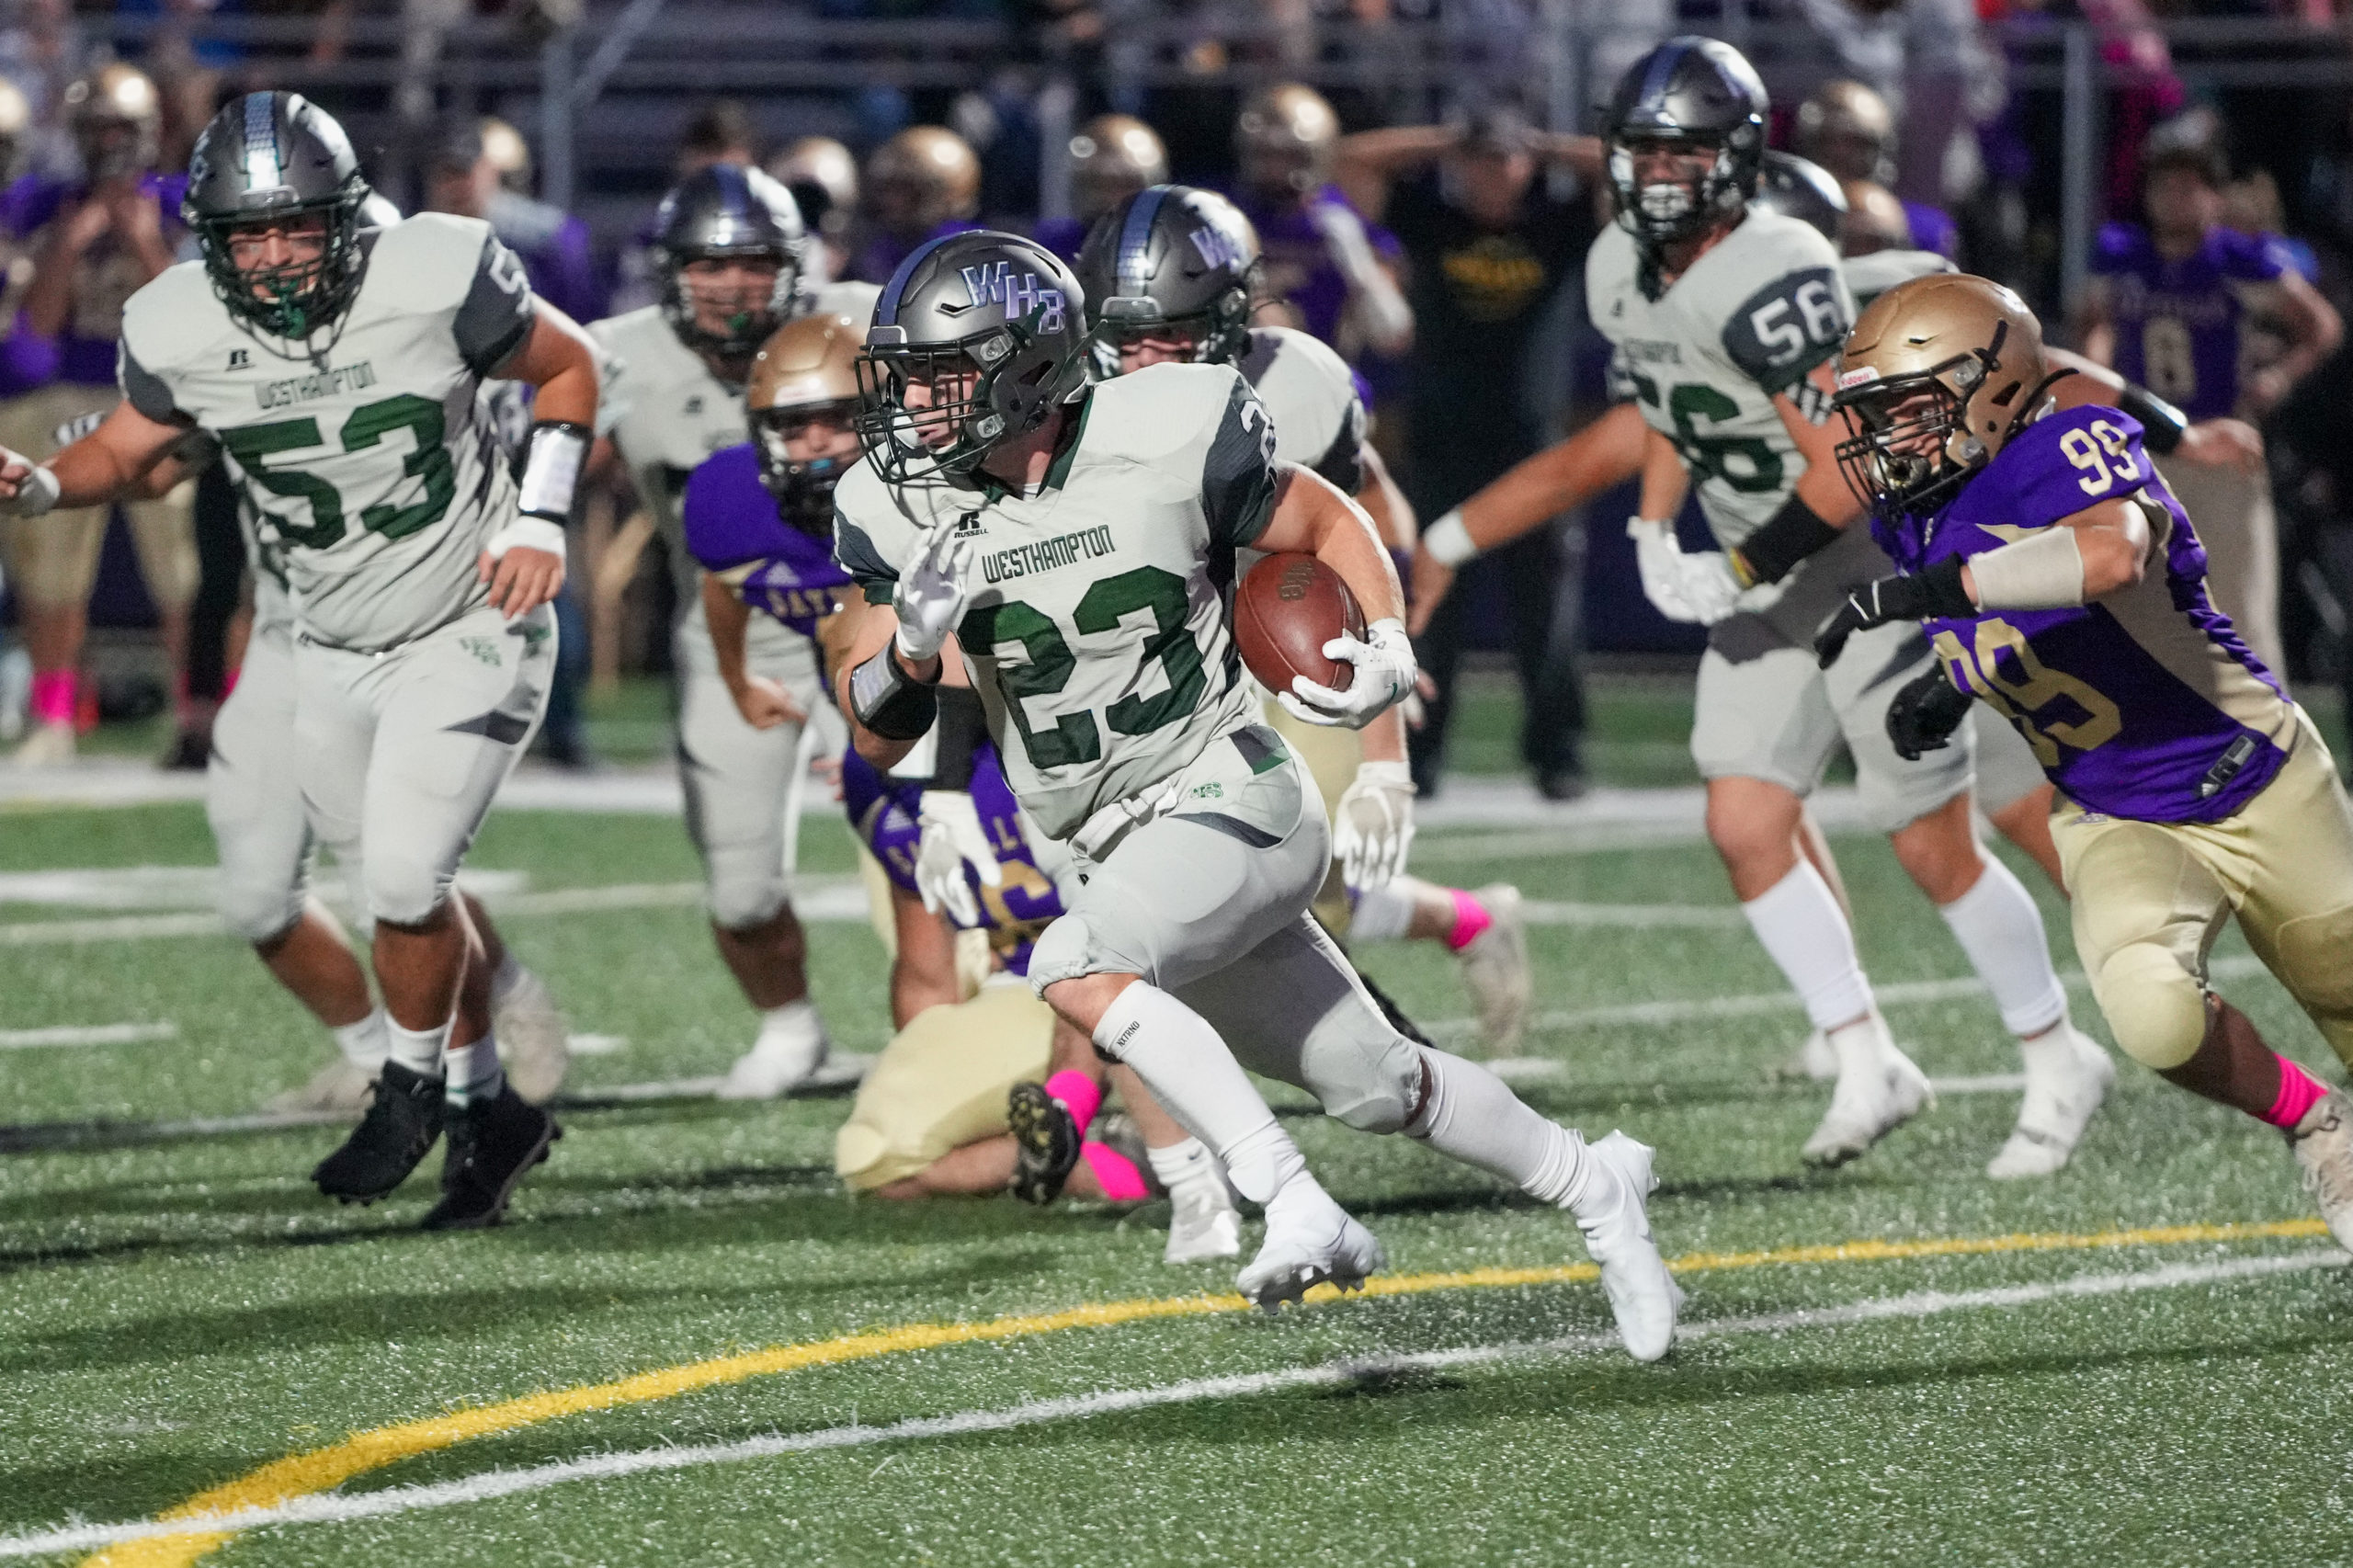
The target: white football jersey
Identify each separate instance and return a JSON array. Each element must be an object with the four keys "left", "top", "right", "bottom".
[
  {"left": 1843, "top": 248, "right": 1955, "bottom": 311},
  {"left": 589, "top": 304, "right": 745, "bottom": 601},
  {"left": 1237, "top": 325, "right": 1366, "bottom": 493},
  {"left": 1588, "top": 209, "right": 1855, "bottom": 552},
  {"left": 834, "top": 362, "right": 1278, "bottom": 838},
  {"left": 119, "top": 212, "right": 535, "bottom": 653}
]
